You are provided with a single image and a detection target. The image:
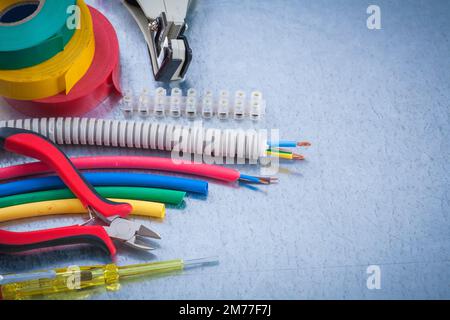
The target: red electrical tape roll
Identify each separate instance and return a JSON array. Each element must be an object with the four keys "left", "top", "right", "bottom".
[{"left": 5, "top": 7, "right": 121, "bottom": 117}]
